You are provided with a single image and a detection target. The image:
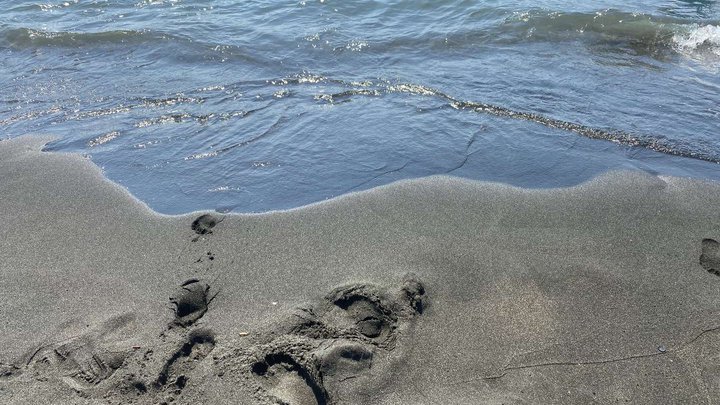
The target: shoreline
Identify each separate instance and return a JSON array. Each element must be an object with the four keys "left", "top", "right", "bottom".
[{"left": 1, "top": 135, "right": 719, "bottom": 404}]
